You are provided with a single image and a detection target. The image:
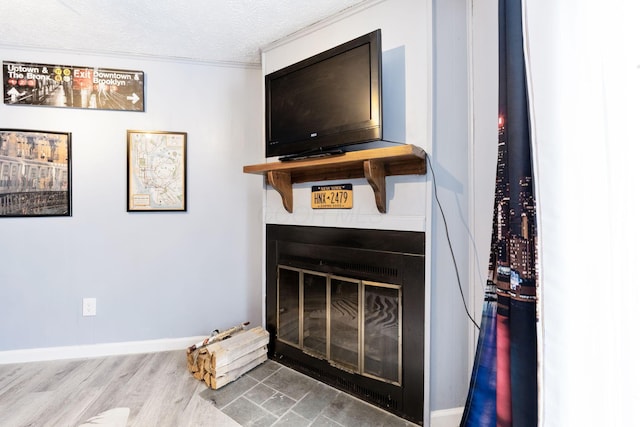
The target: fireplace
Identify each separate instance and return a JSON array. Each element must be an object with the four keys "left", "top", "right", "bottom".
[{"left": 266, "top": 224, "right": 425, "bottom": 425}]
